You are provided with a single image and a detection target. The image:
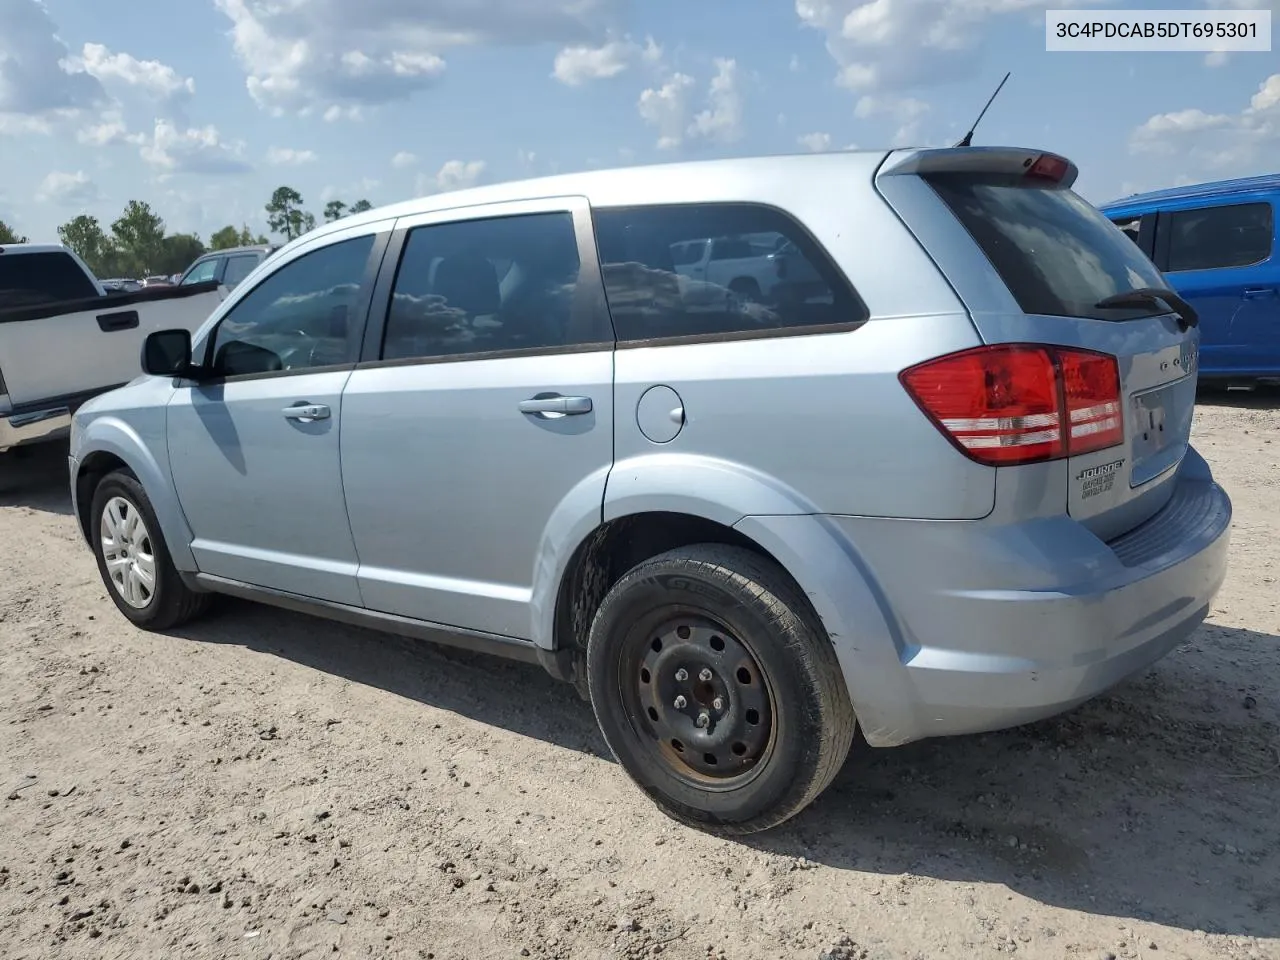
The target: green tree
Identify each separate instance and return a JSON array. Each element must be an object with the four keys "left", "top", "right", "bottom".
[
  {"left": 210, "top": 225, "right": 242, "bottom": 250},
  {"left": 157, "top": 233, "right": 206, "bottom": 275},
  {"left": 265, "top": 186, "right": 312, "bottom": 241},
  {"left": 0, "top": 220, "right": 28, "bottom": 244},
  {"left": 323, "top": 200, "right": 347, "bottom": 222},
  {"left": 57, "top": 215, "right": 112, "bottom": 274},
  {"left": 111, "top": 200, "right": 166, "bottom": 276},
  {"left": 349, "top": 199, "right": 373, "bottom": 214}
]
